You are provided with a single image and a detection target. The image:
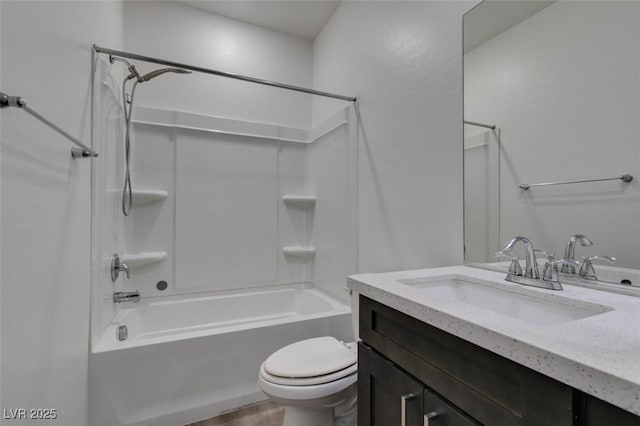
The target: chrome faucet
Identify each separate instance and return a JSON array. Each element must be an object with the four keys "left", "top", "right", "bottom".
[
  {"left": 500, "top": 237, "right": 572, "bottom": 291},
  {"left": 561, "top": 234, "right": 593, "bottom": 274},
  {"left": 113, "top": 291, "right": 140, "bottom": 303},
  {"left": 501, "top": 236, "right": 539, "bottom": 279}
]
